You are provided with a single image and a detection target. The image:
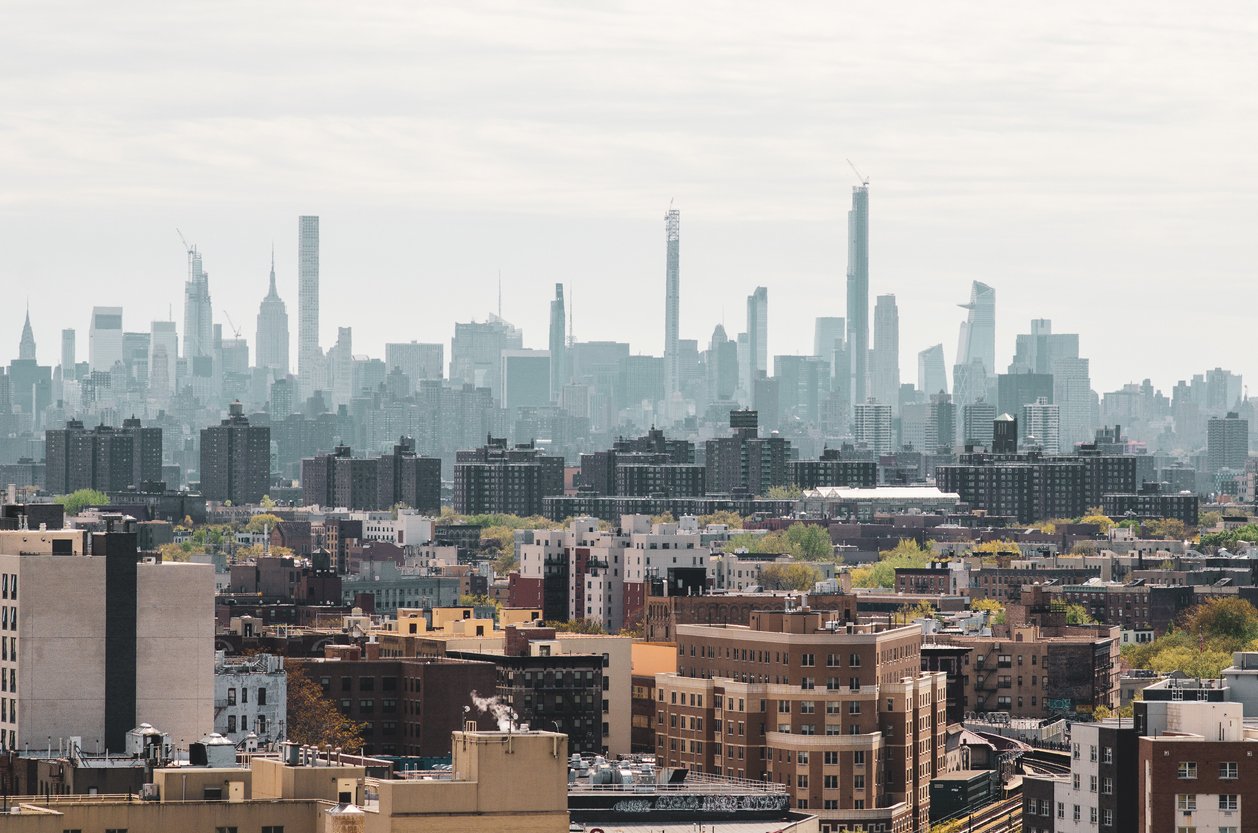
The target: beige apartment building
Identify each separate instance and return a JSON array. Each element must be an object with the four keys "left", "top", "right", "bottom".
[
  {"left": 654, "top": 607, "right": 946, "bottom": 833},
  {"left": 0, "top": 729, "right": 570, "bottom": 833},
  {"left": 0, "top": 526, "right": 214, "bottom": 753}
]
